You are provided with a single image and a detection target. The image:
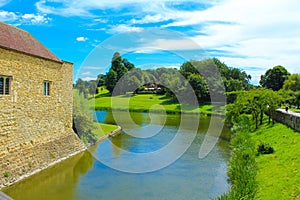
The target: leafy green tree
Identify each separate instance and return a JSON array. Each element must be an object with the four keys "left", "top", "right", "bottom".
[
  {"left": 73, "top": 90, "right": 98, "bottom": 144},
  {"left": 122, "top": 58, "right": 135, "bottom": 70},
  {"left": 87, "top": 80, "right": 98, "bottom": 97},
  {"left": 104, "top": 52, "right": 135, "bottom": 94},
  {"left": 283, "top": 74, "right": 300, "bottom": 91},
  {"left": 188, "top": 74, "right": 209, "bottom": 102},
  {"left": 97, "top": 74, "right": 106, "bottom": 87},
  {"left": 263, "top": 90, "right": 282, "bottom": 124},
  {"left": 111, "top": 52, "right": 128, "bottom": 80},
  {"left": 75, "top": 78, "right": 86, "bottom": 95},
  {"left": 106, "top": 69, "right": 117, "bottom": 94},
  {"left": 260, "top": 65, "right": 290, "bottom": 91}
]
